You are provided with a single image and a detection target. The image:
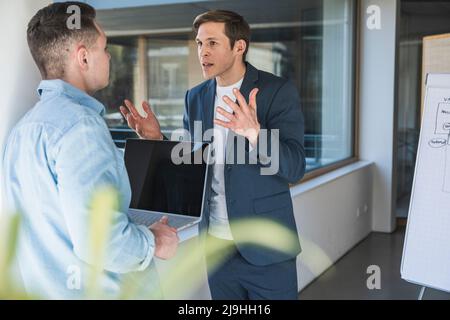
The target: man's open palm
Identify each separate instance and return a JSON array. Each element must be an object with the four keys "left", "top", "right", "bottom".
[{"left": 120, "top": 100, "right": 163, "bottom": 140}]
